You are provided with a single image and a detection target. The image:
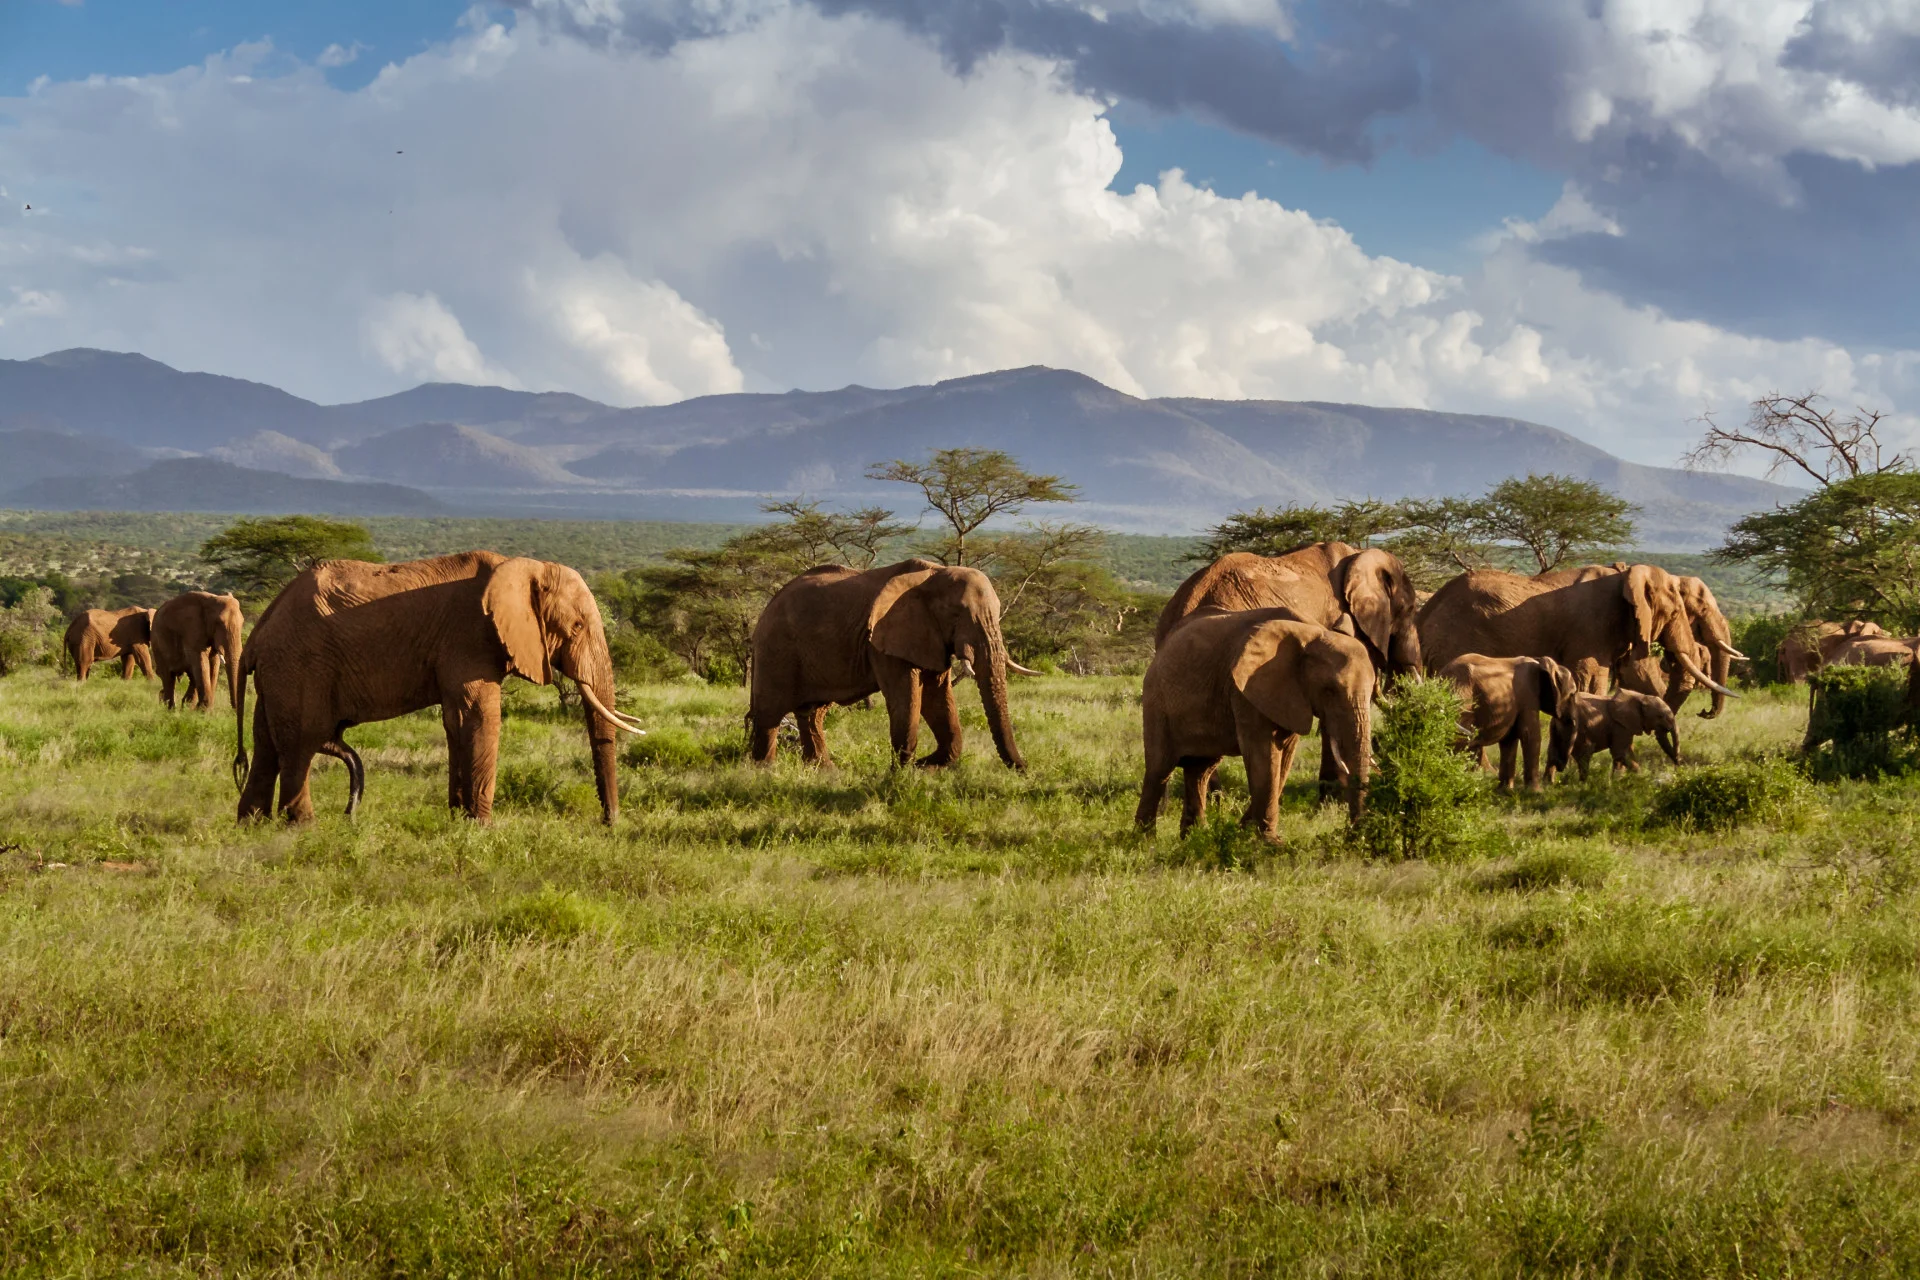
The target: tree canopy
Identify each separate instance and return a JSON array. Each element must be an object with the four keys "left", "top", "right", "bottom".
[
  {"left": 867, "top": 448, "right": 1077, "bottom": 566},
  {"left": 1713, "top": 471, "right": 1920, "bottom": 632},
  {"left": 1197, "top": 475, "right": 1636, "bottom": 585},
  {"left": 200, "top": 516, "right": 382, "bottom": 601}
]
